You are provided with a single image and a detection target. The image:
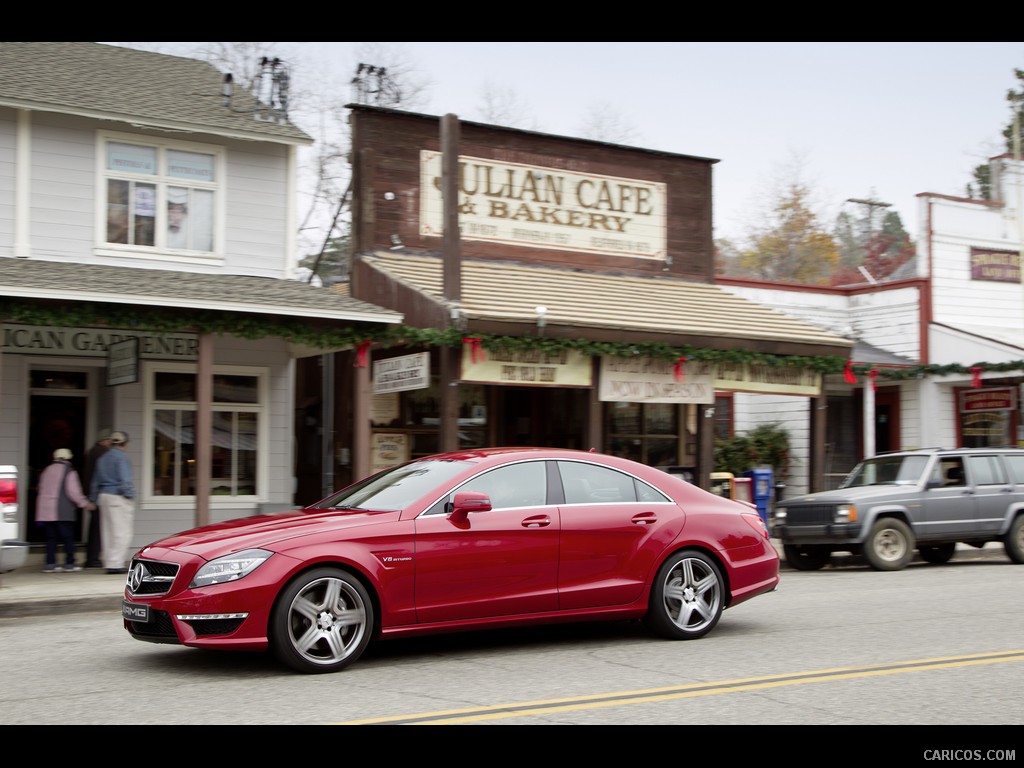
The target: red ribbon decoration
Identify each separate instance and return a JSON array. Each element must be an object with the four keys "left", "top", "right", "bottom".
[
  {"left": 463, "top": 337, "right": 486, "bottom": 363},
  {"left": 844, "top": 360, "right": 857, "bottom": 384},
  {"left": 674, "top": 356, "right": 687, "bottom": 382},
  {"left": 970, "top": 366, "right": 983, "bottom": 388},
  {"left": 868, "top": 369, "right": 879, "bottom": 392},
  {"left": 354, "top": 340, "right": 371, "bottom": 368}
]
